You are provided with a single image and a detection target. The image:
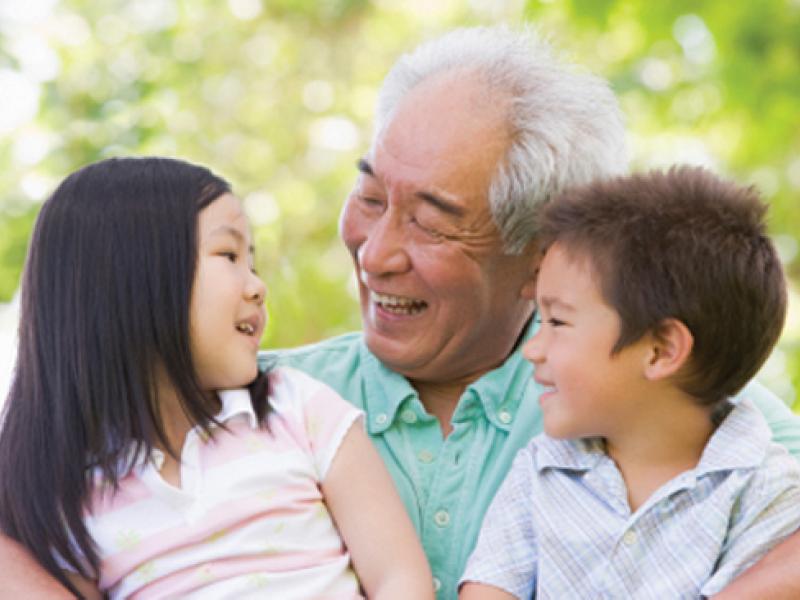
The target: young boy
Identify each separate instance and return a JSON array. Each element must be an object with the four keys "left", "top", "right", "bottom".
[{"left": 459, "top": 166, "right": 800, "bottom": 599}]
